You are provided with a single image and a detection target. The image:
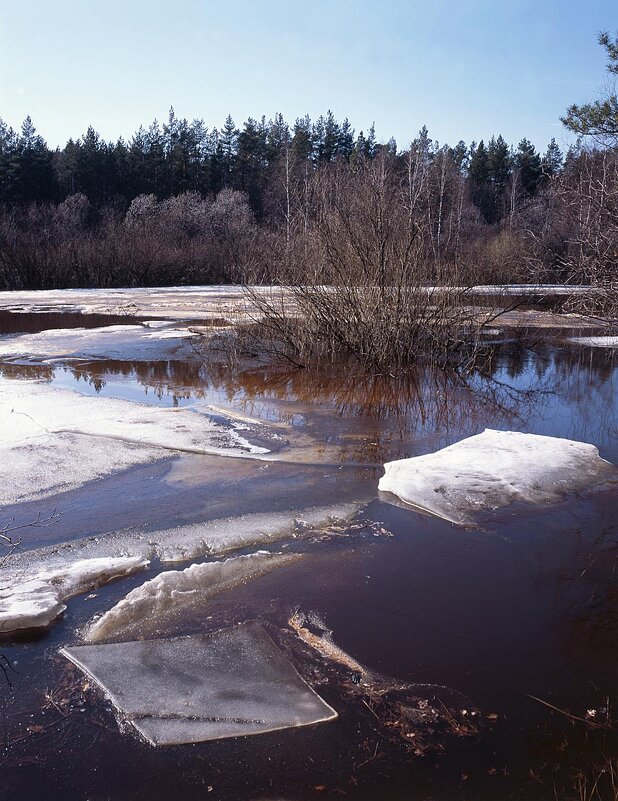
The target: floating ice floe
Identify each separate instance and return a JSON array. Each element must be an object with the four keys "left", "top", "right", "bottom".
[
  {"left": 378, "top": 429, "right": 616, "bottom": 525},
  {"left": 567, "top": 336, "right": 618, "bottom": 348},
  {"left": 0, "top": 324, "right": 200, "bottom": 363},
  {"left": 62, "top": 623, "right": 337, "bottom": 745},
  {"left": 0, "top": 380, "right": 271, "bottom": 505},
  {"left": 86, "top": 552, "right": 300, "bottom": 643},
  {"left": 0, "top": 556, "right": 148, "bottom": 633}
]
